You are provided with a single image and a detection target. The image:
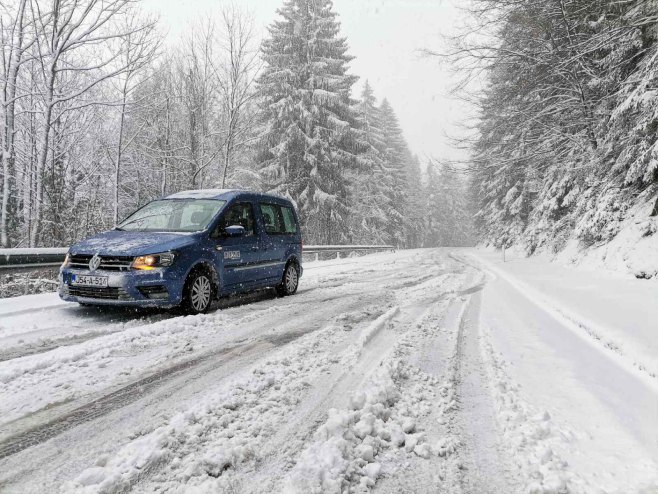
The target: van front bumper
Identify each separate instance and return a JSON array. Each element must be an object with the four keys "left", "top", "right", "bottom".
[{"left": 59, "top": 267, "right": 185, "bottom": 308}]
